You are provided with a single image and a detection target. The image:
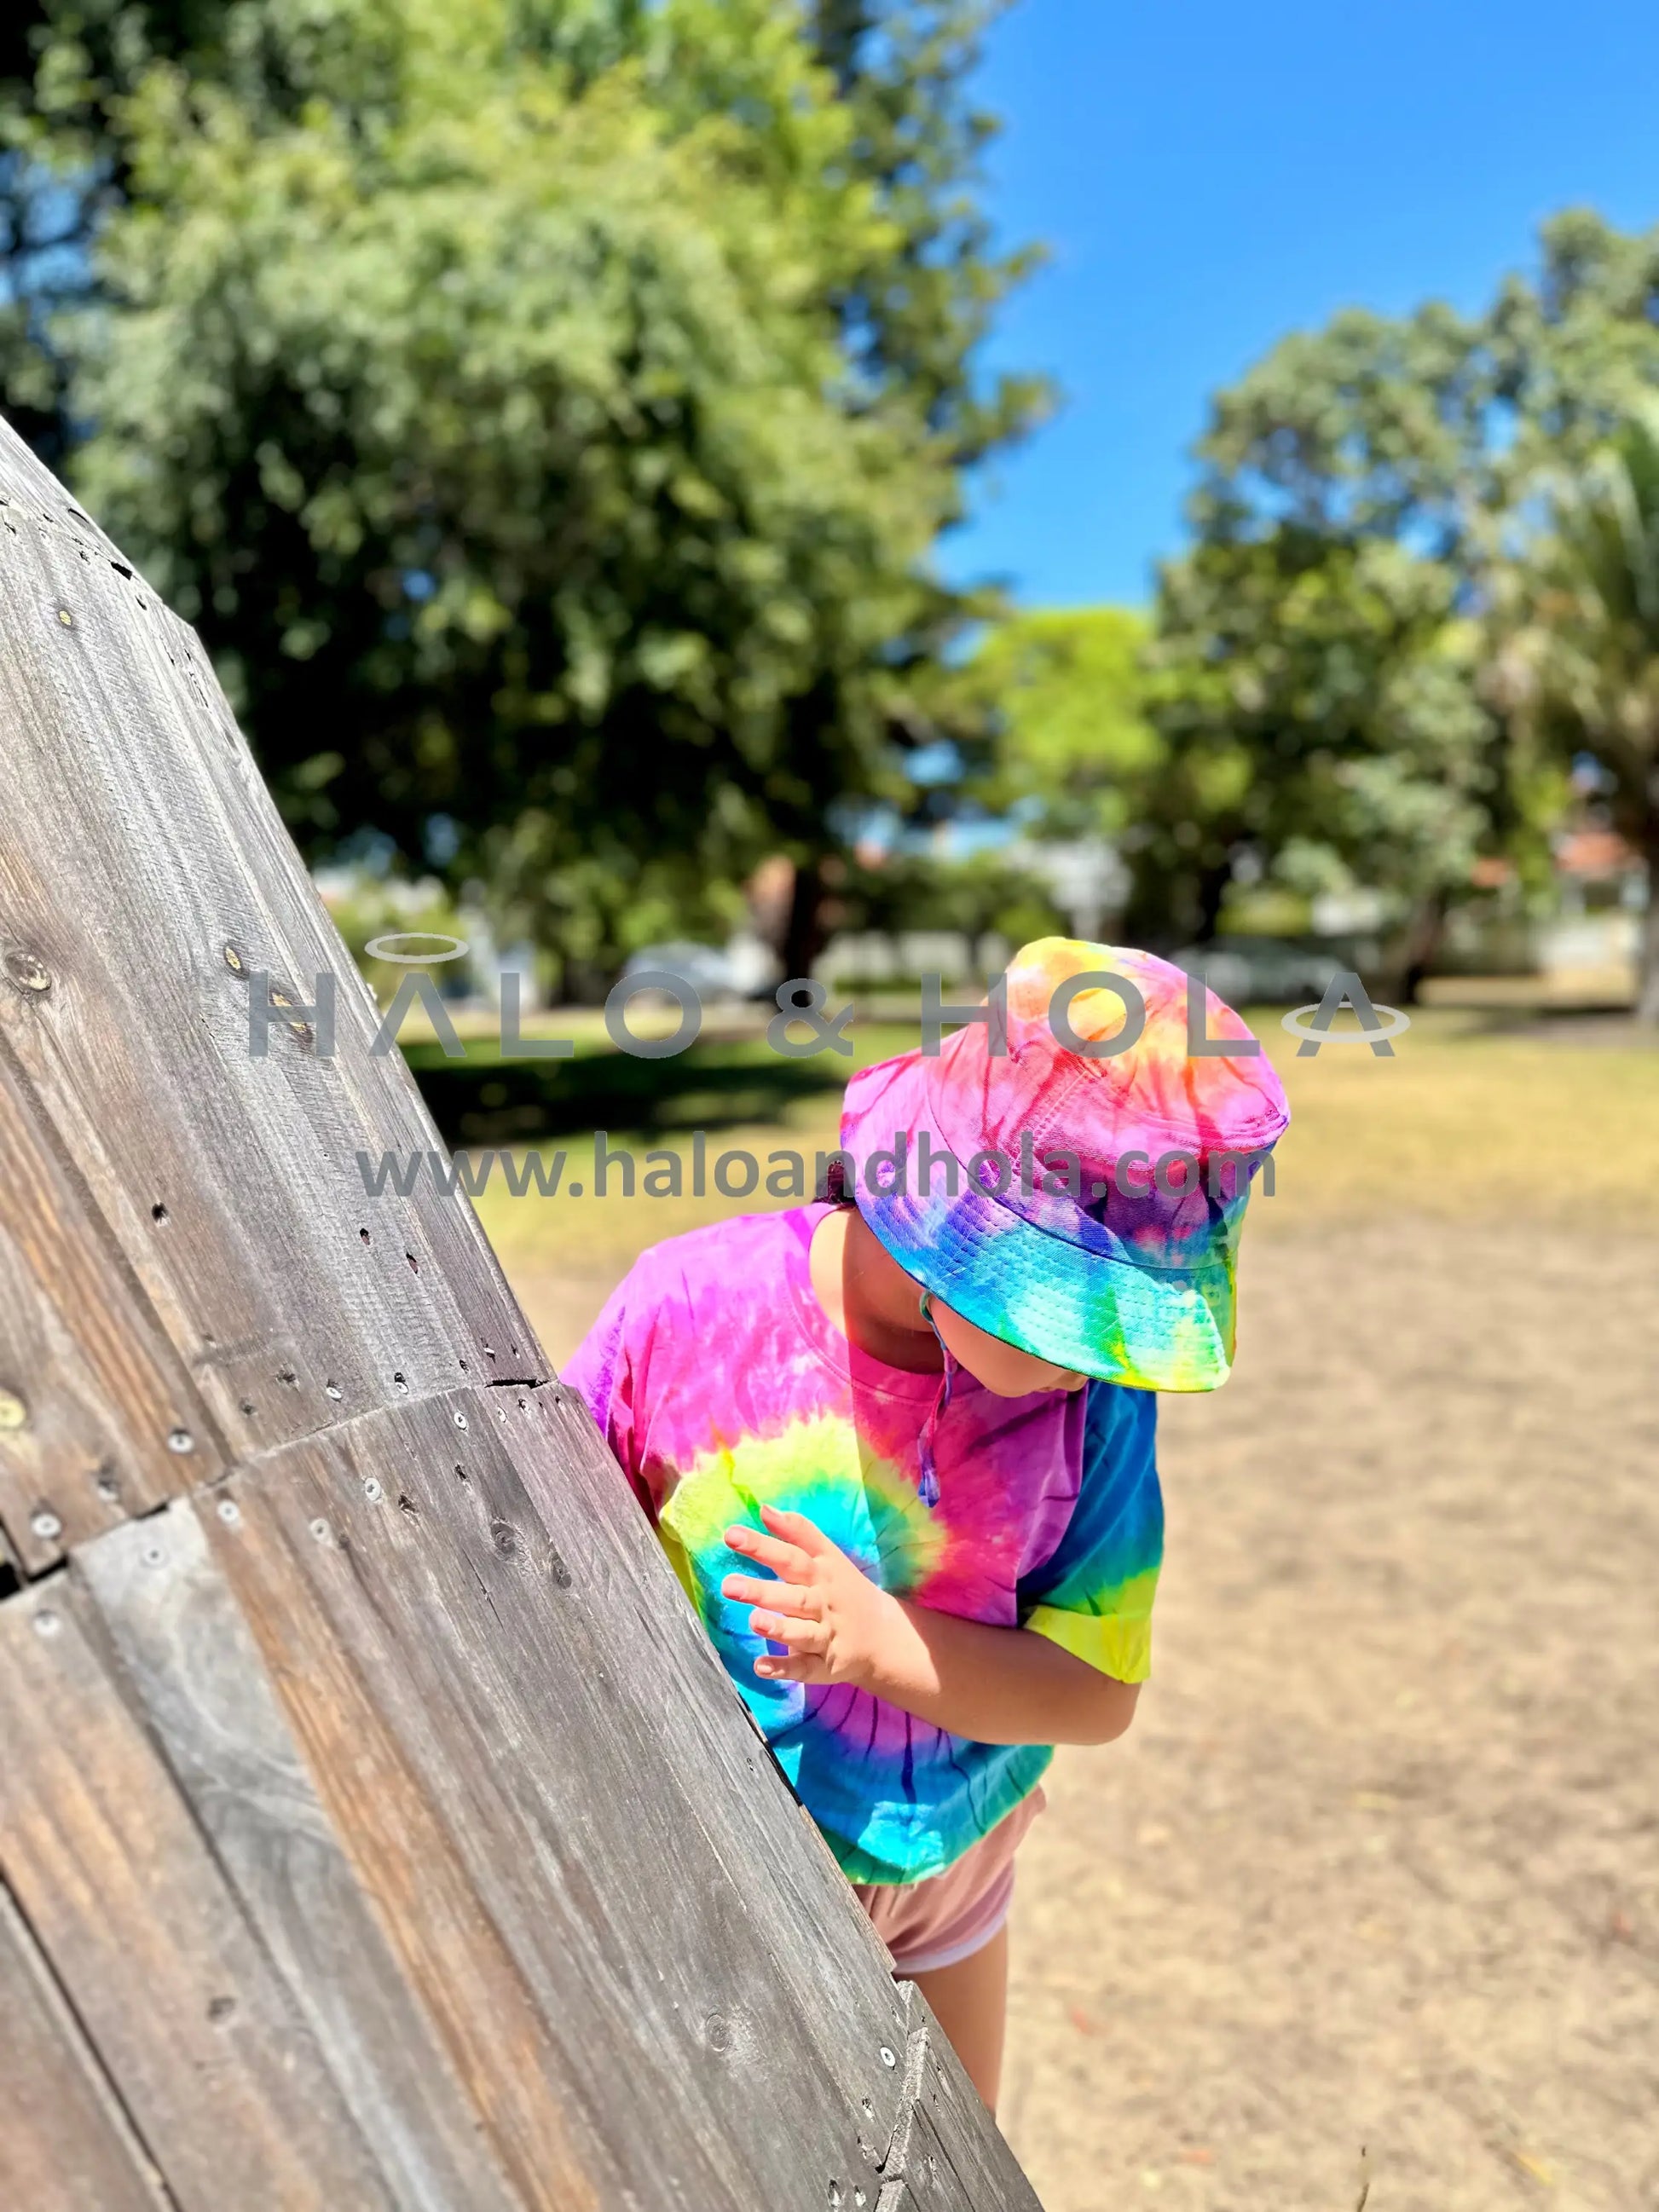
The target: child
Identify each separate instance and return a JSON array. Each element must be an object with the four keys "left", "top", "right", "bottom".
[{"left": 565, "top": 939, "right": 1287, "bottom": 2111}]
